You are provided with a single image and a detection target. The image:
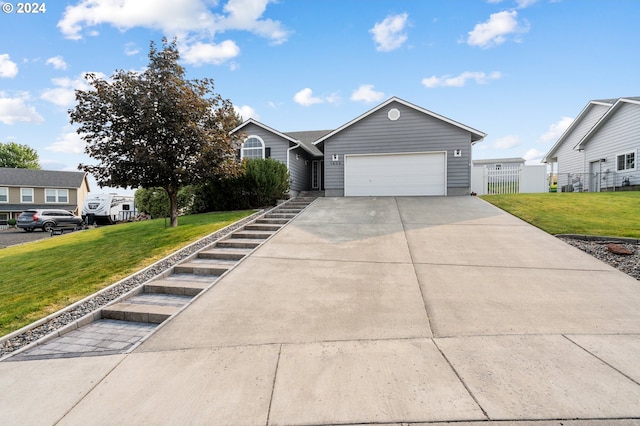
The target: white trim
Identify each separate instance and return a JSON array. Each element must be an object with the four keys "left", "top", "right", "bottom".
[
  {"left": 343, "top": 150, "right": 447, "bottom": 197},
  {"left": 20, "top": 188, "right": 33, "bottom": 203},
  {"left": 615, "top": 149, "right": 637, "bottom": 172},
  {"left": 575, "top": 98, "right": 640, "bottom": 151},
  {"left": 45, "top": 188, "right": 69, "bottom": 204},
  {"left": 0, "top": 187, "right": 7, "bottom": 203},
  {"left": 241, "top": 135, "right": 265, "bottom": 160}
]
